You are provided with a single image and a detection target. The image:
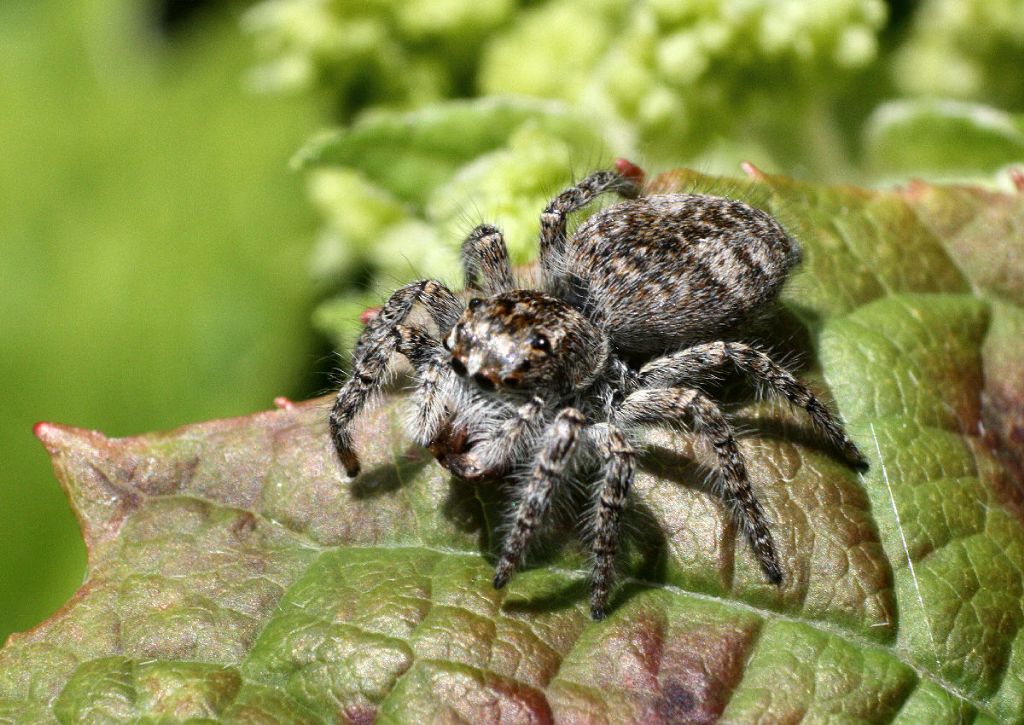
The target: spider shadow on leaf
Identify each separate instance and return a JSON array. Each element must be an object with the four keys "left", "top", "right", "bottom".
[
  {"left": 730, "top": 414, "right": 847, "bottom": 462},
  {"left": 489, "top": 466, "right": 671, "bottom": 617},
  {"left": 439, "top": 473, "right": 499, "bottom": 554},
  {"left": 641, "top": 443, "right": 721, "bottom": 496},
  {"left": 746, "top": 304, "right": 819, "bottom": 366},
  {"left": 681, "top": 303, "right": 847, "bottom": 463},
  {"left": 438, "top": 471, "right": 590, "bottom": 571},
  {"left": 348, "top": 444, "right": 433, "bottom": 499},
  {"left": 722, "top": 308, "right": 857, "bottom": 464},
  {"left": 498, "top": 499, "right": 670, "bottom": 617}
]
